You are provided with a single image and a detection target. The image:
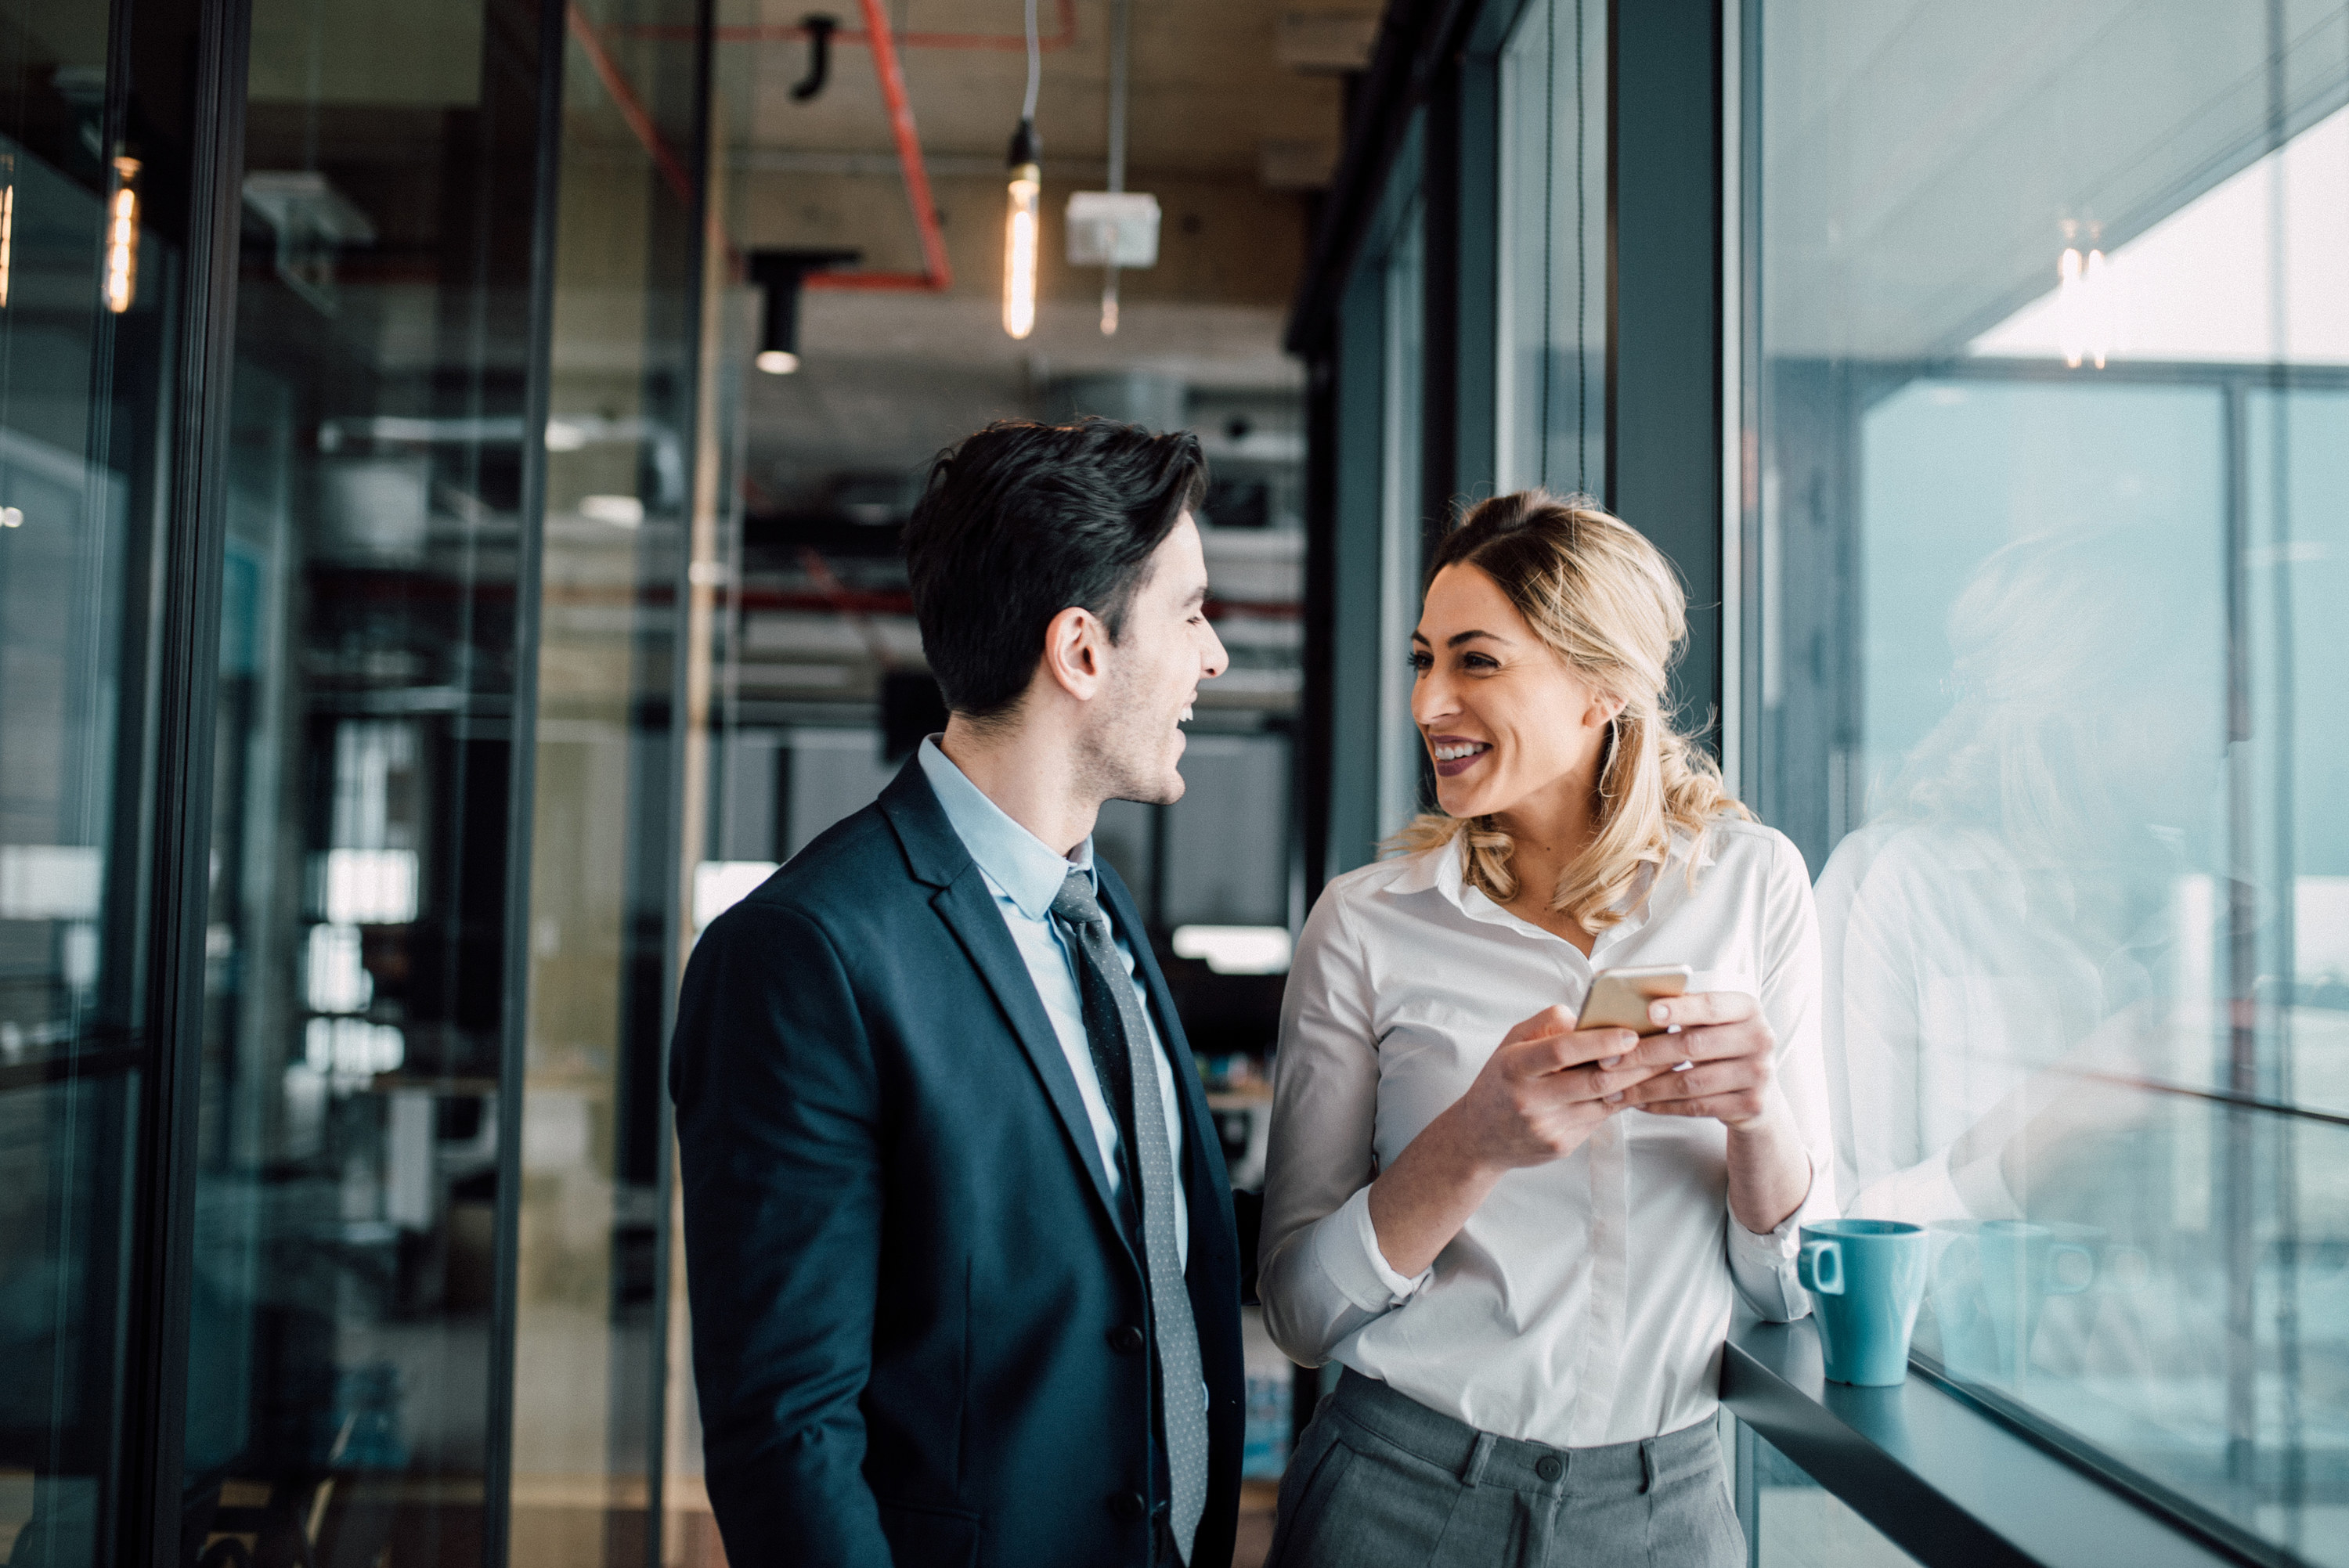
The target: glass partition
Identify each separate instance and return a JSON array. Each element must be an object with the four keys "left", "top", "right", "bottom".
[
  {"left": 513, "top": 1, "right": 709, "bottom": 1561},
  {"left": 0, "top": 0, "right": 181, "bottom": 1560},
  {"left": 182, "top": 0, "right": 553, "bottom": 1559},
  {"left": 1735, "top": 1425, "right": 1921, "bottom": 1568},
  {"left": 1494, "top": 0, "right": 1604, "bottom": 496},
  {"left": 1748, "top": 4, "right": 2349, "bottom": 1560}
]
